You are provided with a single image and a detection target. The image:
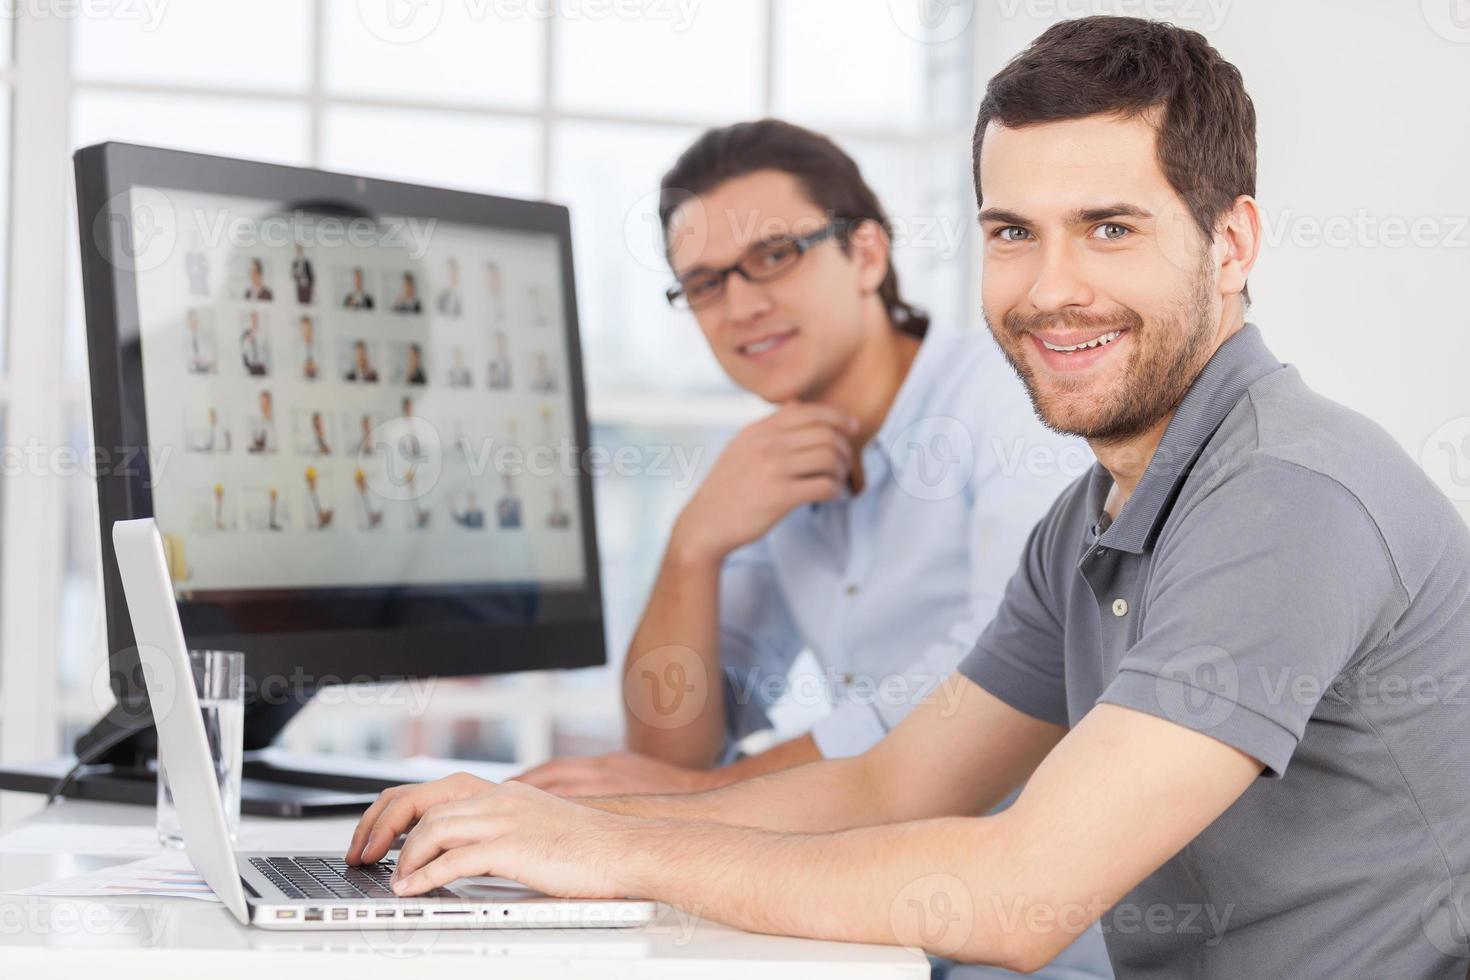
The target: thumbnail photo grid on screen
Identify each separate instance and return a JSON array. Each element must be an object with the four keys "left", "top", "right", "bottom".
[{"left": 135, "top": 189, "right": 584, "bottom": 594}]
